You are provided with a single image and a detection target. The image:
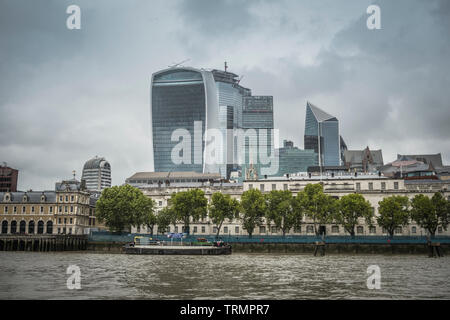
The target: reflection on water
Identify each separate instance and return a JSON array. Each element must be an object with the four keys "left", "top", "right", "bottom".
[{"left": 0, "top": 252, "right": 449, "bottom": 299}]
